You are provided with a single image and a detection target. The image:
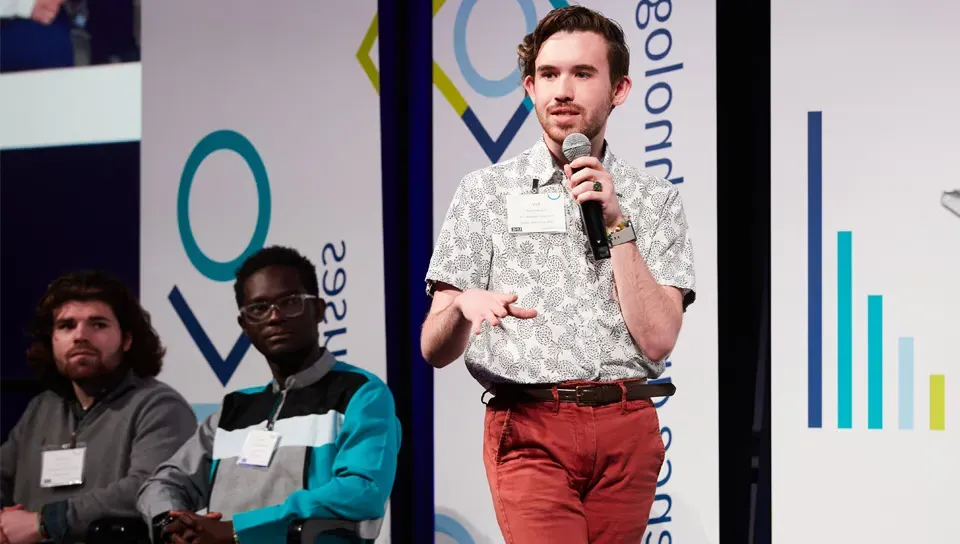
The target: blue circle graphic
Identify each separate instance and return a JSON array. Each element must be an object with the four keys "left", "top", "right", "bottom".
[
  {"left": 178, "top": 130, "right": 271, "bottom": 282},
  {"left": 454, "top": 0, "right": 537, "bottom": 98},
  {"left": 435, "top": 513, "right": 476, "bottom": 544}
]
